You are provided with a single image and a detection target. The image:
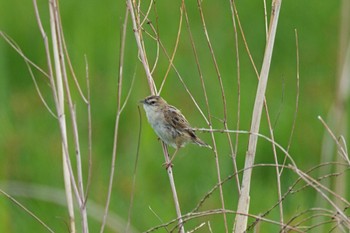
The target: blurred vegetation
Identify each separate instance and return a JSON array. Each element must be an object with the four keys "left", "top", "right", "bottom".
[{"left": 0, "top": 0, "right": 348, "bottom": 232}]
